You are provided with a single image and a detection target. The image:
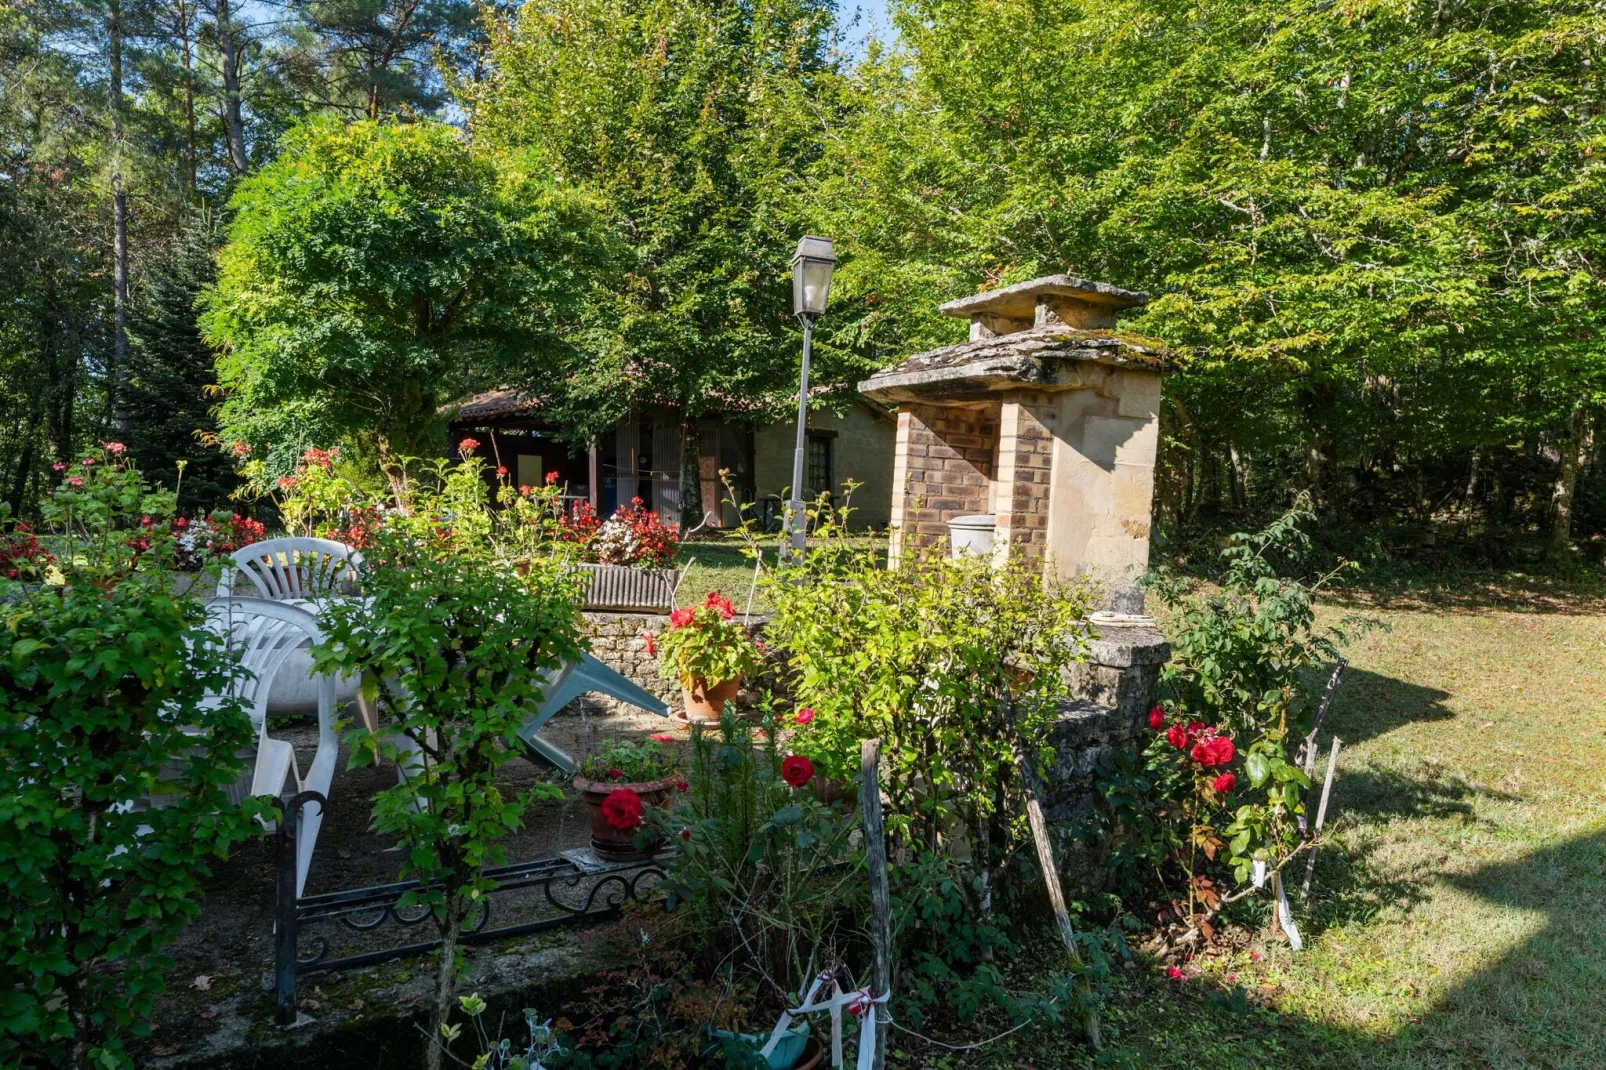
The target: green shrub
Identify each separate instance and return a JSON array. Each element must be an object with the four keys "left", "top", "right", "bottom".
[
  {"left": 311, "top": 458, "right": 586, "bottom": 1070},
  {"left": 0, "top": 444, "right": 258, "bottom": 1070}
]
